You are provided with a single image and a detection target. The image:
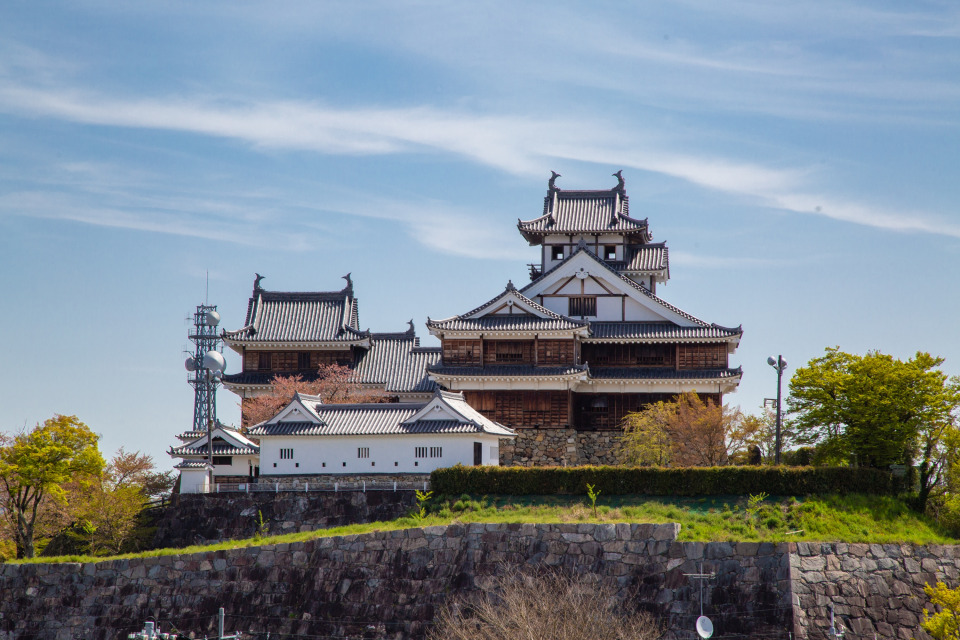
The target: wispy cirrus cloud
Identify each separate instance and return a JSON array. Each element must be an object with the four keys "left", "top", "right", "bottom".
[{"left": 1, "top": 78, "right": 957, "bottom": 249}]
